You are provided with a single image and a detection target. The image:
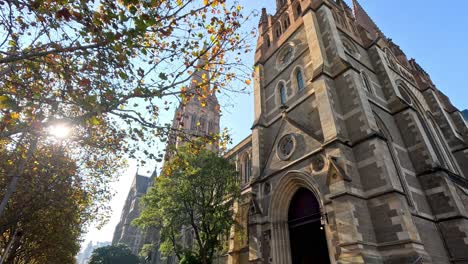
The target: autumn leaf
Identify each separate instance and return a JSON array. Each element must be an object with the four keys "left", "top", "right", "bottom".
[
  {"left": 0, "top": 95, "right": 10, "bottom": 109},
  {"left": 55, "top": 8, "right": 72, "bottom": 21},
  {"left": 89, "top": 116, "right": 100, "bottom": 125},
  {"left": 10, "top": 112, "right": 20, "bottom": 119},
  {"left": 0, "top": 0, "right": 251, "bottom": 260},
  {"left": 79, "top": 78, "right": 91, "bottom": 87}
]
